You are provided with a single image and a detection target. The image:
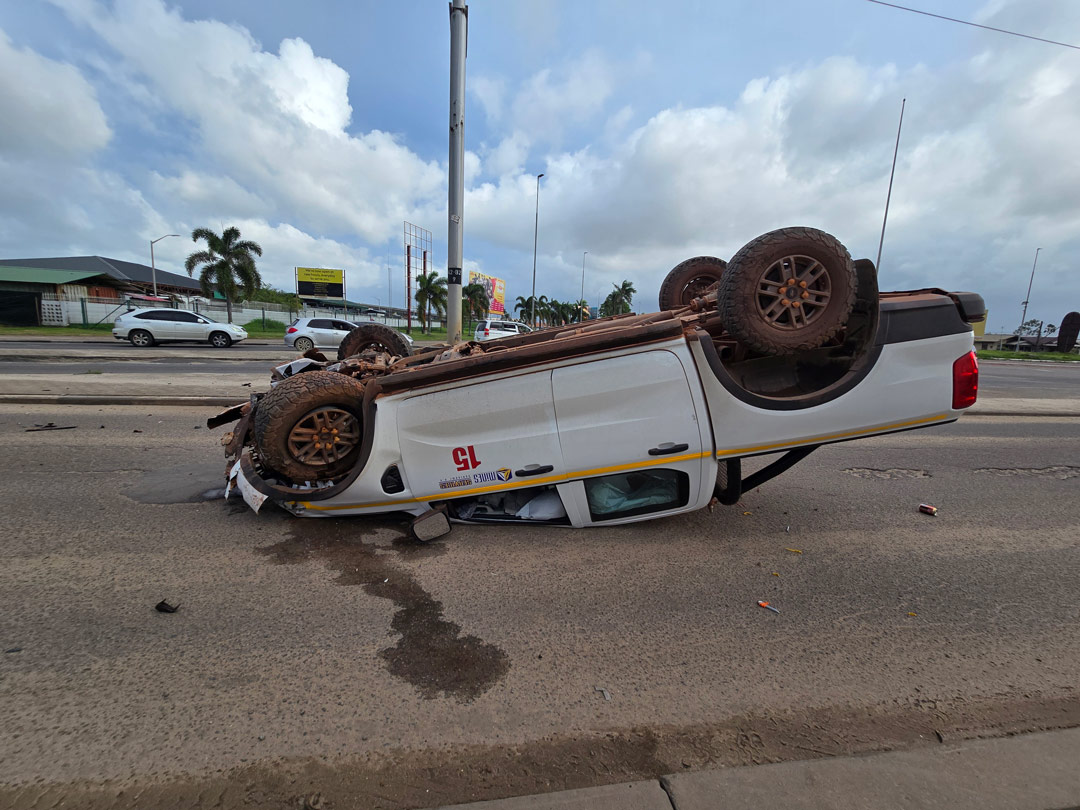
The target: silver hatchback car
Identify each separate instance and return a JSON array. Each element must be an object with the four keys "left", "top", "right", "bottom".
[{"left": 284, "top": 317, "right": 414, "bottom": 352}]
